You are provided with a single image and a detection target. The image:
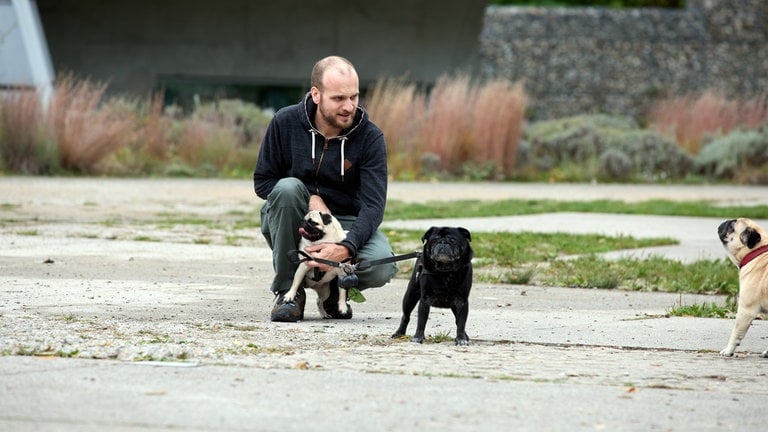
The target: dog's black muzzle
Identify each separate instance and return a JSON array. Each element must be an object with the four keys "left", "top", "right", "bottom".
[
  {"left": 718, "top": 219, "right": 736, "bottom": 244},
  {"left": 299, "top": 221, "right": 325, "bottom": 242},
  {"left": 429, "top": 240, "right": 464, "bottom": 272}
]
